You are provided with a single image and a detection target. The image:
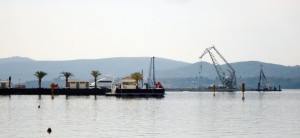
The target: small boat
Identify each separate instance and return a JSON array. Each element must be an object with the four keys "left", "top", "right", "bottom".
[{"left": 89, "top": 76, "right": 114, "bottom": 89}]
